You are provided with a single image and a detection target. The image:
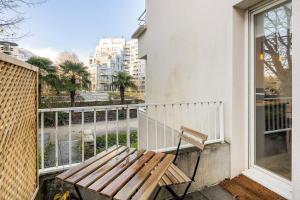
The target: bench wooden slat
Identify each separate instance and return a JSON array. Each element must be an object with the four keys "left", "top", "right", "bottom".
[
  {"left": 178, "top": 134, "right": 205, "bottom": 150},
  {"left": 66, "top": 146, "right": 128, "bottom": 183},
  {"left": 161, "top": 173, "right": 172, "bottom": 185},
  {"left": 88, "top": 150, "right": 145, "bottom": 192},
  {"left": 170, "top": 164, "right": 191, "bottom": 183},
  {"left": 167, "top": 164, "right": 185, "bottom": 183},
  {"left": 159, "top": 163, "right": 192, "bottom": 186},
  {"left": 180, "top": 126, "right": 208, "bottom": 141},
  {"left": 158, "top": 178, "right": 167, "bottom": 187},
  {"left": 114, "top": 152, "right": 165, "bottom": 200},
  {"left": 100, "top": 151, "right": 156, "bottom": 197},
  {"left": 56, "top": 145, "right": 119, "bottom": 180},
  {"left": 76, "top": 148, "right": 136, "bottom": 188},
  {"left": 165, "top": 168, "right": 179, "bottom": 183},
  {"left": 131, "top": 154, "right": 175, "bottom": 200}
]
